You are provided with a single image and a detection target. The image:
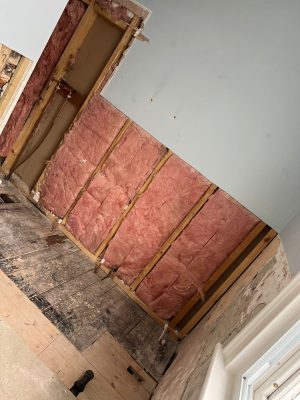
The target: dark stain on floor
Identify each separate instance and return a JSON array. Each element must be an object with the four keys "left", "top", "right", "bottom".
[
  {"left": 46, "top": 234, "right": 67, "bottom": 246},
  {"left": 0, "top": 178, "right": 176, "bottom": 380}
]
